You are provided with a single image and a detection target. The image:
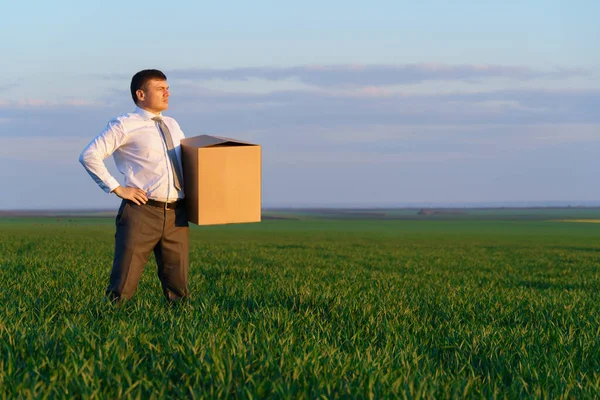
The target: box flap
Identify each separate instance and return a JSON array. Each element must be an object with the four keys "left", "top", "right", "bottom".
[{"left": 181, "top": 134, "right": 257, "bottom": 148}]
